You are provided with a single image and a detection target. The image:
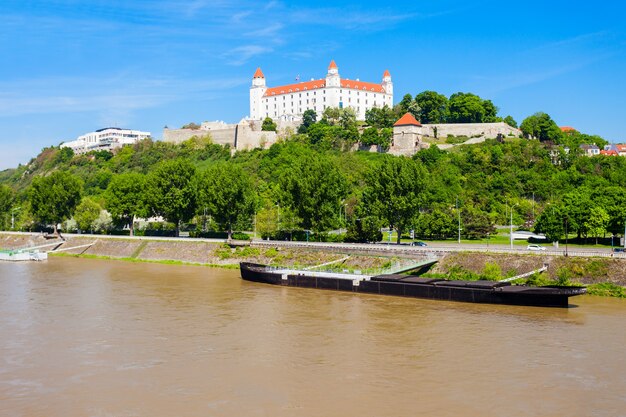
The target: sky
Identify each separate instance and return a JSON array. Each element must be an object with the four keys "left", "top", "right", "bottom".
[{"left": 1, "top": 0, "right": 625, "bottom": 169}]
